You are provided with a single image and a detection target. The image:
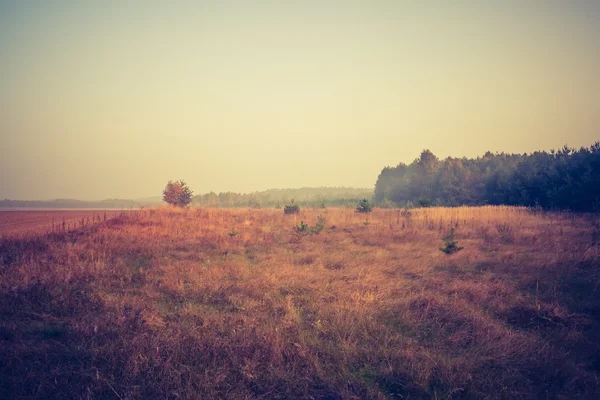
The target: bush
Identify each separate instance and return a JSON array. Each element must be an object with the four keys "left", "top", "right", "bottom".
[
  {"left": 356, "top": 198, "right": 373, "bottom": 213},
  {"left": 163, "top": 180, "right": 193, "bottom": 207},
  {"left": 294, "top": 220, "right": 310, "bottom": 236},
  {"left": 284, "top": 198, "right": 300, "bottom": 214},
  {"left": 293, "top": 216, "right": 327, "bottom": 237},
  {"left": 418, "top": 197, "right": 432, "bottom": 208}
]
